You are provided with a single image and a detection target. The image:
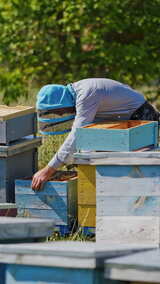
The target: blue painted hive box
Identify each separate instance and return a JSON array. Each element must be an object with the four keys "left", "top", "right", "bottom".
[
  {"left": 15, "top": 171, "right": 77, "bottom": 235},
  {"left": 0, "top": 105, "right": 37, "bottom": 144},
  {"left": 76, "top": 120, "right": 159, "bottom": 151},
  {"left": 0, "top": 136, "right": 41, "bottom": 203}
]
